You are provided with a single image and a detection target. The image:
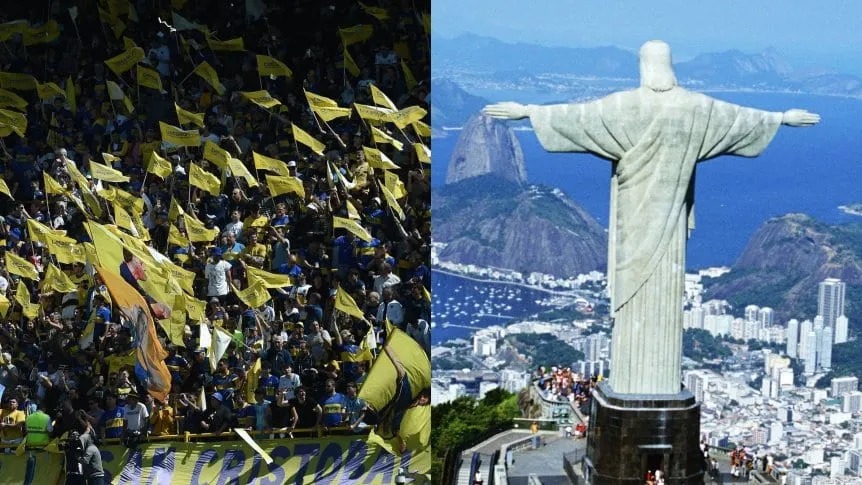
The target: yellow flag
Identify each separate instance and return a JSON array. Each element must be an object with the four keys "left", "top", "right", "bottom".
[
  {"left": 241, "top": 90, "right": 281, "bottom": 109},
  {"left": 0, "top": 109, "right": 27, "bottom": 137},
  {"left": 378, "top": 180, "right": 405, "bottom": 221},
  {"left": 180, "top": 293, "right": 206, "bottom": 322},
  {"left": 358, "top": 2, "right": 389, "bottom": 21},
  {"left": 183, "top": 214, "right": 219, "bottom": 242},
  {"left": 256, "top": 55, "right": 292, "bottom": 78},
  {"left": 207, "top": 36, "right": 244, "bottom": 51},
  {"left": 26, "top": 219, "right": 73, "bottom": 246},
  {"left": 412, "top": 120, "right": 431, "bottom": 138},
  {"left": 36, "top": 82, "right": 64, "bottom": 100},
  {"left": 246, "top": 267, "right": 293, "bottom": 289},
  {"left": 14, "top": 280, "right": 40, "bottom": 319},
  {"left": 192, "top": 61, "right": 225, "bottom": 95},
  {"left": 369, "top": 84, "right": 397, "bottom": 111},
  {"left": 122, "top": 36, "right": 137, "bottom": 49},
  {"left": 310, "top": 105, "right": 351, "bottom": 122},
  {"left": 43, "top": 172, "right": 68, "bottom": 195},
  {"left": 65, "top": 76, "right": 76, "bottom": 113},
  {"left": 0, "top": 178, "right": 11, "bottom": 198},
  {"left": 168, "top": 224, "right": 189, "bottom": 247},
  {"left": 343, "top": 47, "right": 360, "bottom": 77},
  {"left": 175, "top": 103, "right": 204, "bottom": 127},
  {"left": 414, "top": 143, "right": 430, "bottom": 163},
  {"left": 0, "top": 72, "right": 37, "bottom": 91},
  {"left": 159, "top": 310, "right": 187, "bottom": 347},
  {"left": 232, "top": 282, "right": 270, "bottom": 309},
  {"left": 105, "top": 80, "right": 125, "bottom": 101},
  {"left": 363, "top": 146, "right": 399, "bottom": 170},
  {"left": 371, "top": 126, "right": 403, "bottom": 151},
  {"left": 101, "top": 186, "right": 144, "bottom": 214},
  {"left": 304, "top": 90, "right": 339, "bottom": 108},
  {"left": 0, "top": 88, "right": 27, "bottom": 110},
  {"left": 159, "top": 264, "right": 195, "bottom": 295},
  {"left": 6, "top": 251, "right": 40, "bottom": 281},
  {"left": 253, "top": 152, "right": 289, "bottom": 176},
  {"left": 112, "top": 203, "right": 134, "bottom": 231},
  {"left": 339, "top": 25, "right": 374, "bottom": 46},
  {"left": 333, "top": 216, "right": 372, "bottom": 242},
  {"left": 401, "top": 59, "right": 417, "bottom": 90},
  {"left": 98, "top": 7, "right": 125, "bottom": 38},
  {"left": 136, "top": 64, "right": 163, "bottom": 91},
  {"left": 0, "top": 294, "right": 9, "bottom": 318},
  {"left": 22, "top": 20, "right": 60, "bottom": 46},
  {"left": 47, "top": 241, "right": 86, "bottom": 265},
  {"left": 334, "top": 288, "right": 366, "bottom": 320},
  {"left": 265, "top": 174, "right": 305, "bottom": 198},
  {"left": 147, "top": 151, "right": 173, "bottom": 179},
  {"left": 168, "top": 197, "right": 186, "bottom": 222},
  {"left": 384, "top": 169, "right": 407, "bottom": 199},
  {"left": 89, "top": 160, "right": 130, "bottom": 183},
  {"left": 390, "top": 105, "right": 427, "bottom": 129},
  {"left": 227, "top": 157, "right": 259, "bottom": 187},
  {"left": 41, "top": 263, "right": 77, "bottom": 293},
  {"left": 104, "top": 46, "right": 144, "bottom": 74},
  {"left": 0, "top": 20, "right": 27, "bottom": 43},
  {"left": 346, "top": 200, "right": 361, "bottom": 220},
  {"left": 291, "top": 124, "right": 325, "bottom": 155},
  {"left": 202, "top": 139, "right": 229, "bottom": 169},
  {"left": 353, "top": 103, "right": 392, "bottom": 123},
  {"left": 188, "top": 163, "right": 221, "bottom": 195},
  {"left": 159, "top": 121, "right": 201, "bottom": 147}
]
